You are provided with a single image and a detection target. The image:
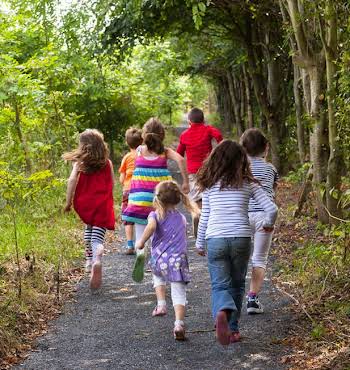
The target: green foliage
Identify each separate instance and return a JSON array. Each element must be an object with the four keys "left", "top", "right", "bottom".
[{"left": 284, "top": 163, "right": 312, "bottom": 184}]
